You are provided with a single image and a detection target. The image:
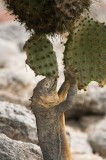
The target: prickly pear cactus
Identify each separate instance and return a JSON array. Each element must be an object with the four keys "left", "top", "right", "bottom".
[
  {"left": 24, "top": 35, "right": 58, "bottom": 77},
  {"left": 4, "top": 0, "right": 106, "bottom": 89},
  {"left": 56, "top": 0, "right": 91, "bottom": 20},
  {"left": 4, "top": 0, "right": 91, "bottom": 34},
  {"left": 64, "top": 16, "right": 106, "bottom": 89}
]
